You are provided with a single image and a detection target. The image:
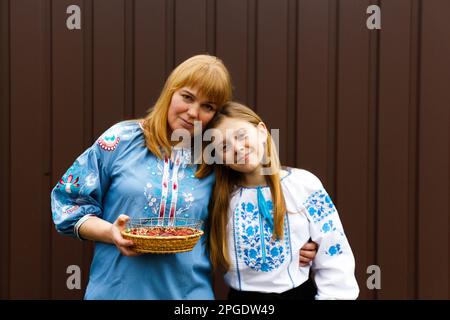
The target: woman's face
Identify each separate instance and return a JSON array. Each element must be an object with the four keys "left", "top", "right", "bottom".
[
  {"left": 214, "top": 117, "right": 268, "bottom": 174},
  {"left": 167, "top": 87, "right": 217, "bottom": 135}
]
